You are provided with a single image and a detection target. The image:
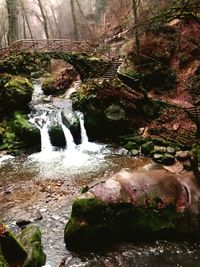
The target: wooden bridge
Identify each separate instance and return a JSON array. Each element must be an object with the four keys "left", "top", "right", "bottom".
[{"left": 0, "top": 39, "right": 97, "bottom": 59}]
